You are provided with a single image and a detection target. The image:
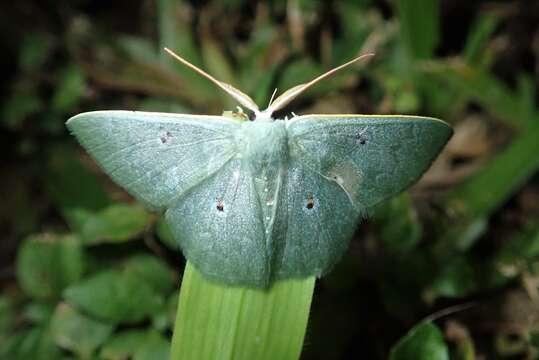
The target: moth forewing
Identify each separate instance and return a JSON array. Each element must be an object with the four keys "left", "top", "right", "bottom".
[
  {"left": 286, "top": 114, "right": 453, "bottom": 210},
  {"left": 66, "top": 111, "right": 240, "bottom": 211}
]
